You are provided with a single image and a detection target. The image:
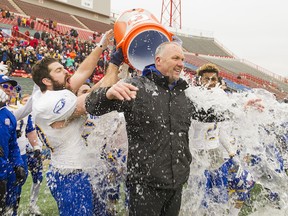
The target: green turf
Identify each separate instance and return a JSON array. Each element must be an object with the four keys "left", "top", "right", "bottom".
[
  {"left": 18, "top": 162, "right": 58, "bottom": 215},
  {"left": 239, "top": 183, "right": 281, "bottom": 216},
  {"left": 16, "top": 173, "right": 265, "bottom": 216},
  {"left": 16, "top": 160, "right": 281, "bottom": 216}
]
